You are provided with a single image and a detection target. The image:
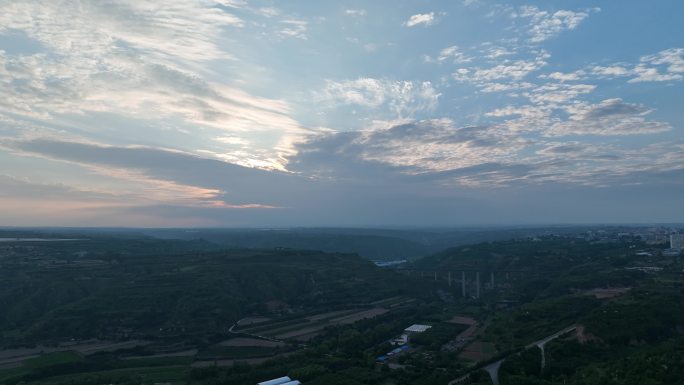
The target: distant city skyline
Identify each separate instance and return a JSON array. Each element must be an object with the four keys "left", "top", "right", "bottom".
[{"left": 0, "top": 1, "right": 682, "bottom": 226}]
